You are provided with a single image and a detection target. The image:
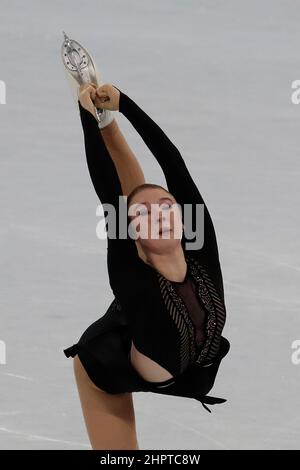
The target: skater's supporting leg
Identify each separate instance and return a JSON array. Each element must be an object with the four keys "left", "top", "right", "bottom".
[{"left": 73, "top": 355, "right": 140, "bottom": 450}]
